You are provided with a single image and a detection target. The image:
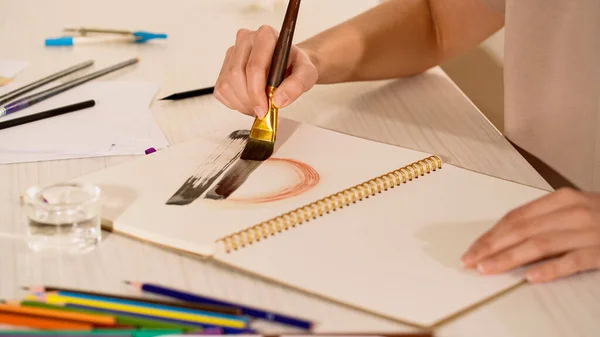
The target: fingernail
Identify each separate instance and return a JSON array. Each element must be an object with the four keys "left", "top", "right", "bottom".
[
  {"left": 477, "top": 262, "right": 492, "bottom": 273},
  {"left": 253, "top": 106, "right": 265, "bottom": 119},
  {"left": 461, "top": 252, "right": 476, "bottom": 267},
  {"left": 272, "top": 92, "right": 289, "bottom": 107},
  {"left": 461, "top": 253, "right": 472, "bottom": 264},
  {"left": 526, "top": 270, "right": 540, "bottom": 282}
]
